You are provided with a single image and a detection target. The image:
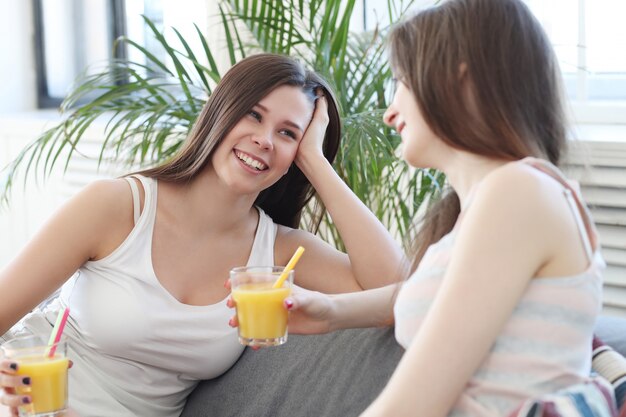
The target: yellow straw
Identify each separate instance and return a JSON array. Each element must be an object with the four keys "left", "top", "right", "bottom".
[{"left": 272, "top": 246, "right": 305, "bottom": 289}]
